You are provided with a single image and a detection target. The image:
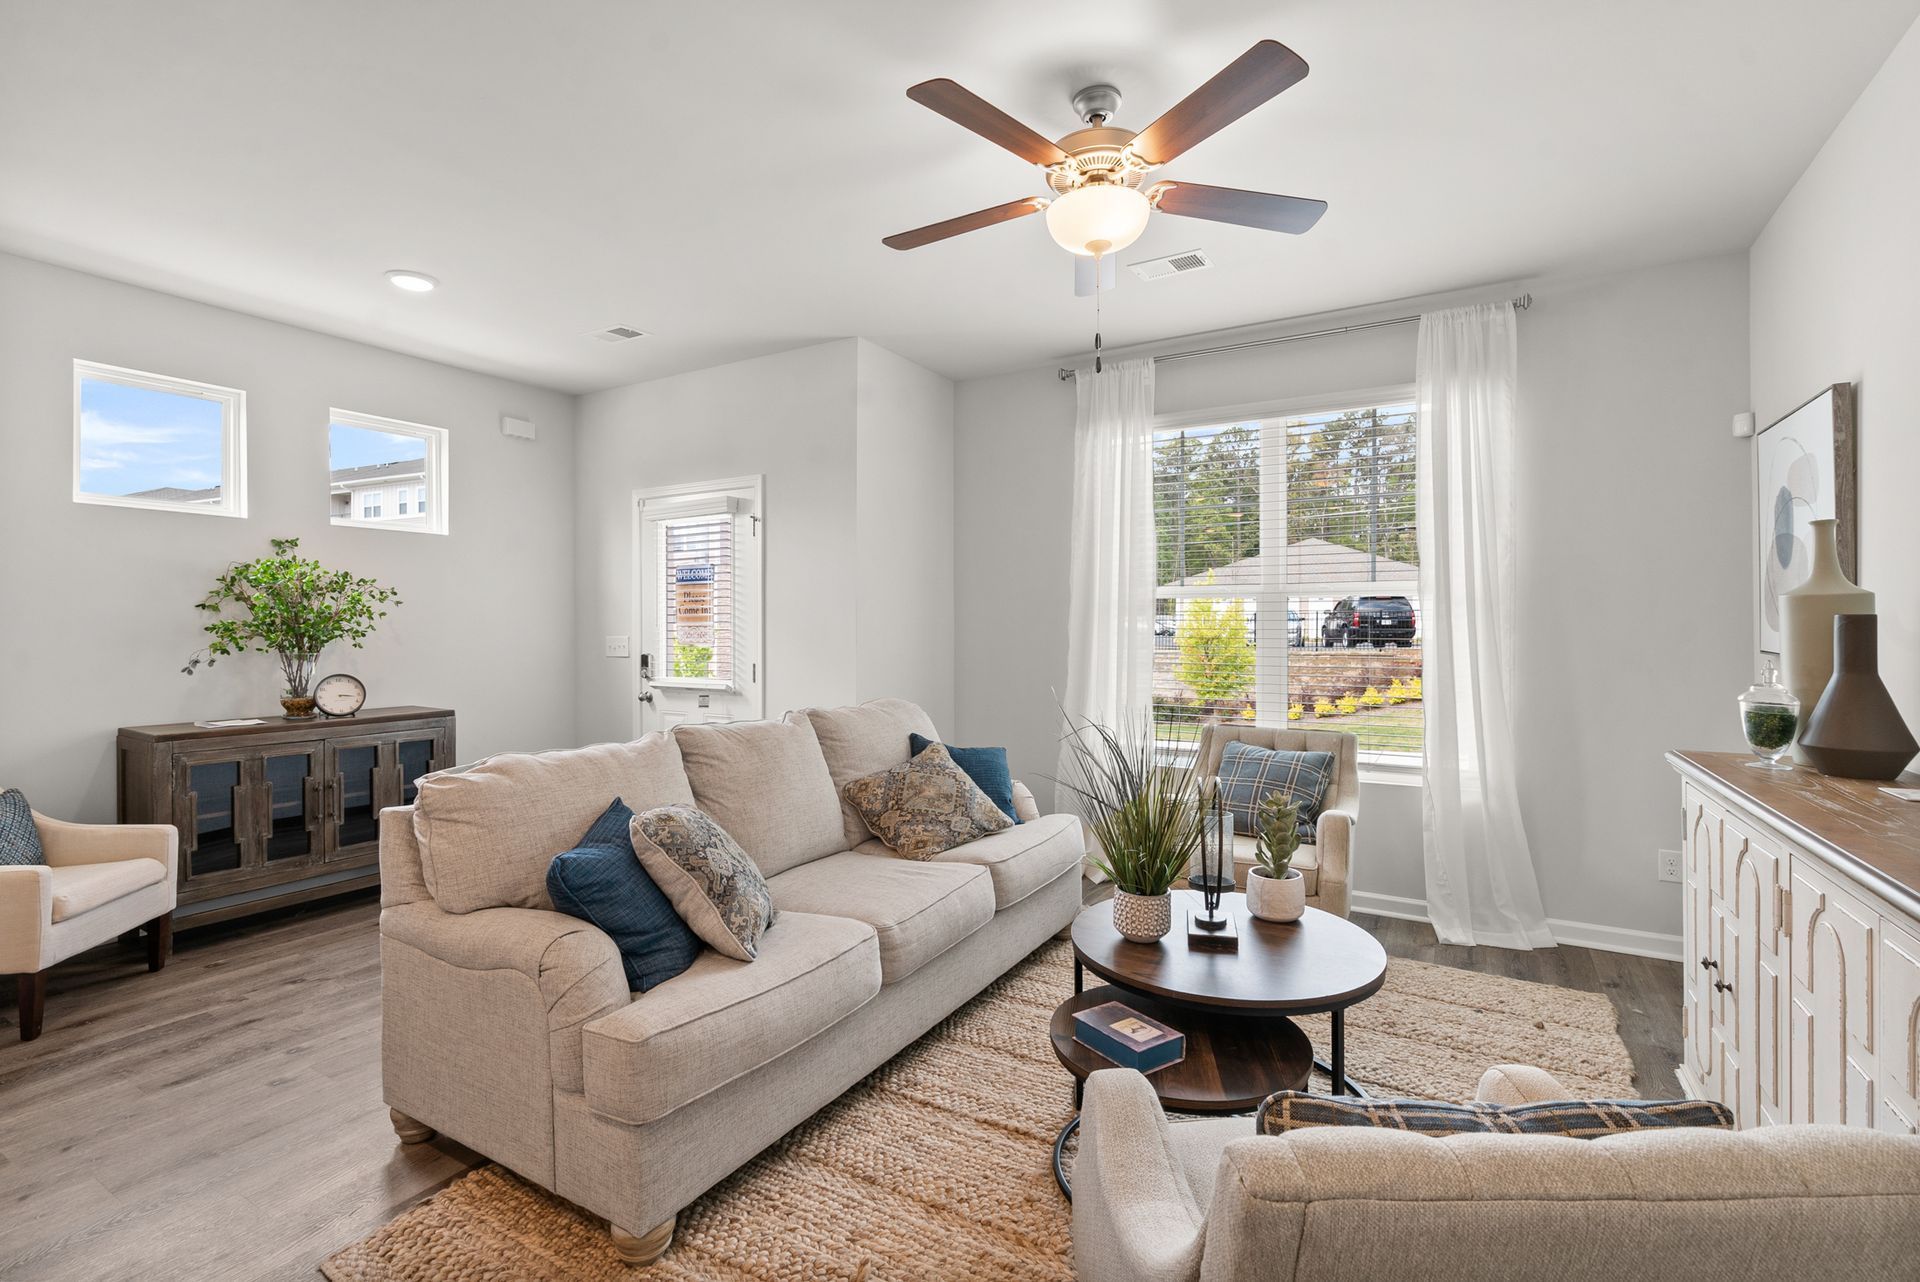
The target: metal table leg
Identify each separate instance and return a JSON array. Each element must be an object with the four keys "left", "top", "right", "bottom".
[
  {"left": 1053, "top": 1115, "right": 1079, "bottom": 1201},
  {"left": 1310, "top": 1008, "right": 1367, "bottom": 1097}
]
